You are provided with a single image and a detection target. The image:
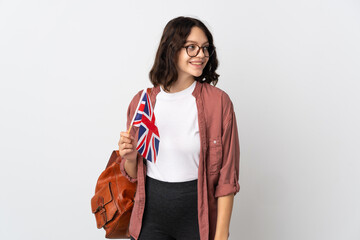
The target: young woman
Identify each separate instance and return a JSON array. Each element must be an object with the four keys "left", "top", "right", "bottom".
[{"left": 118, "top": 16, "right": 240, "bottom": 240}]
